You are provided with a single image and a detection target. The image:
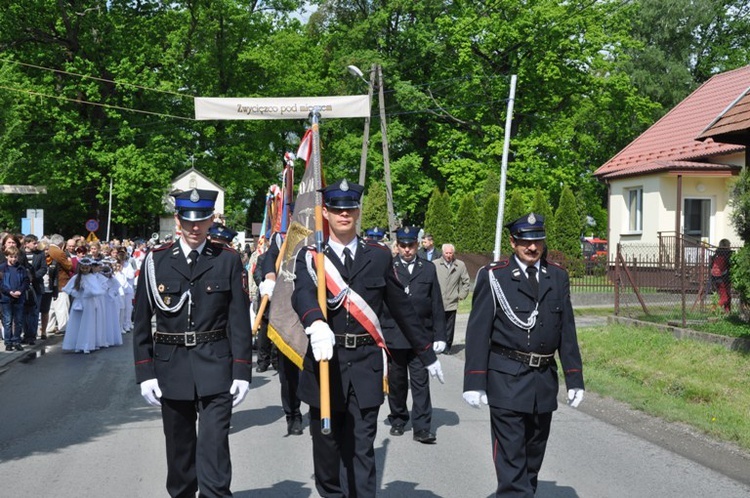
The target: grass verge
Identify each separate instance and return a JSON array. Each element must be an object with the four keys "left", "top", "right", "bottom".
[{"left": 577, "top": 323, "right": 750, "bottom": 451}]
